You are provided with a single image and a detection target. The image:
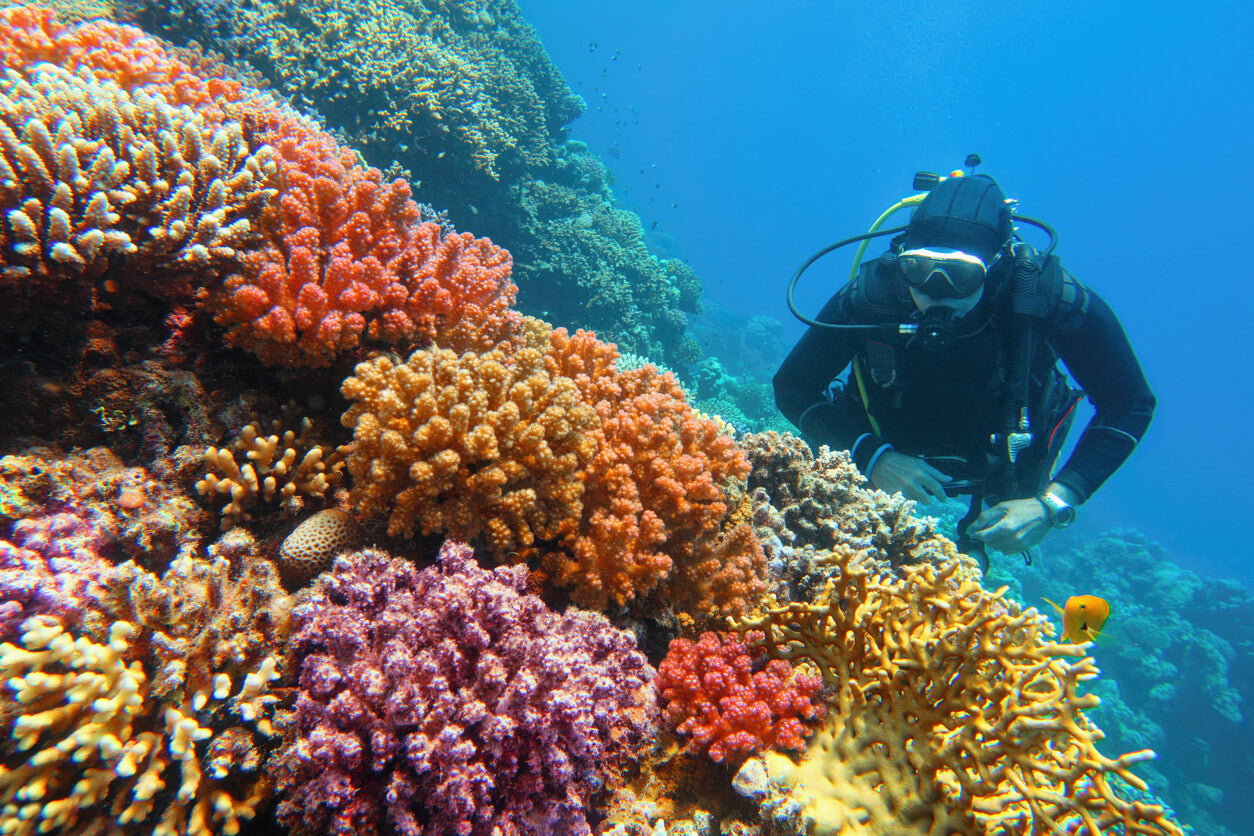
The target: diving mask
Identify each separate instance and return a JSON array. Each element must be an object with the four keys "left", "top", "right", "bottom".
[{"left": 898, "top": 247, "right": 987, "bottom": 299}]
